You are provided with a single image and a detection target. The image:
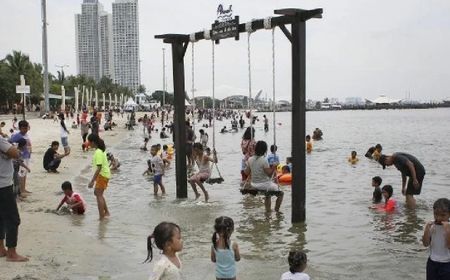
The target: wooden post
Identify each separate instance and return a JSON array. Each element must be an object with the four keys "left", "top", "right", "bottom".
[
  {"left": 291, "top": 18, "right": 306, "bottom": 223},
  {"left": 171, "top": 41, "right": 188, "bottom": 198}
]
